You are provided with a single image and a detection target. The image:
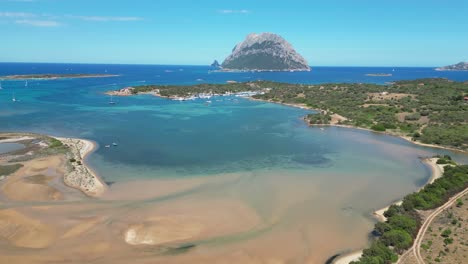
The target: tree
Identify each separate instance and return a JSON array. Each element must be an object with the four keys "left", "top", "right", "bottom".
[{"left": 381, "top": 230, "right": 412, "bottom": 252}]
